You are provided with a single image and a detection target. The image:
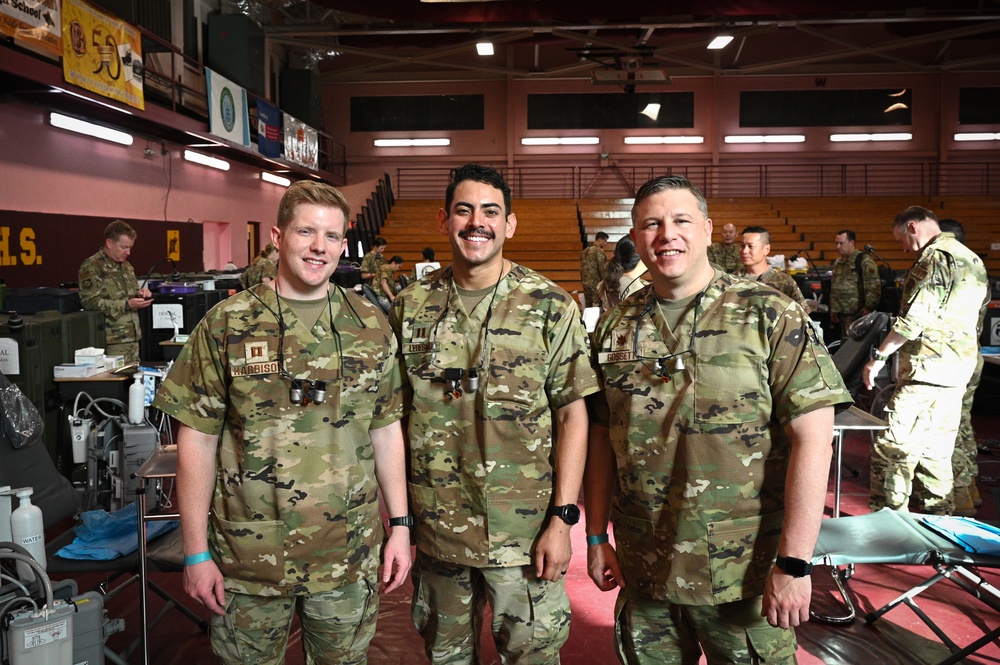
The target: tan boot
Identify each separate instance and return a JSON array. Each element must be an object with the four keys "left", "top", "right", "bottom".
[
  {"left": 953, "top": 486, "right": 977, "bottom": 517},
  {"left": 969, "top": 481, "right": 983, "bottom": 508}
]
